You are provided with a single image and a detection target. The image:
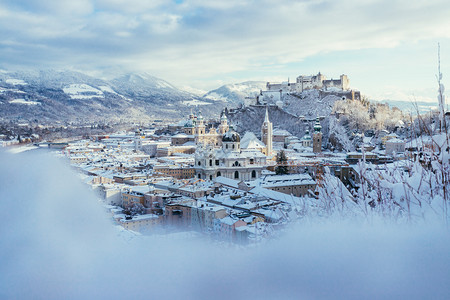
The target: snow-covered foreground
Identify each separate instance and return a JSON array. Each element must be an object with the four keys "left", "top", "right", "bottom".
[{"left": 0, "top": 150, "right": 449, "bottom": 299}]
